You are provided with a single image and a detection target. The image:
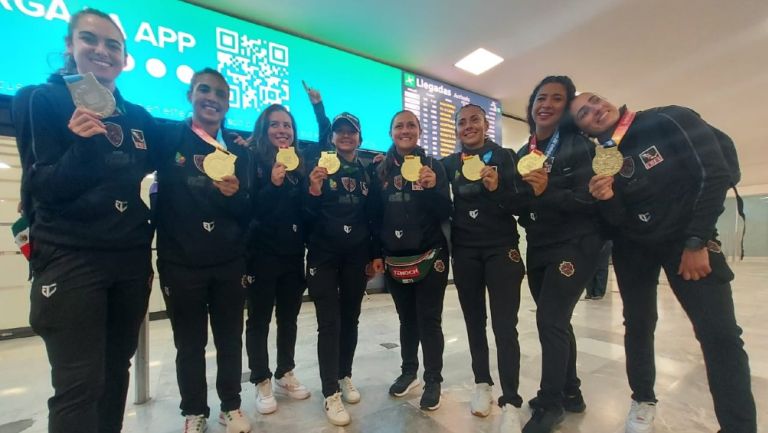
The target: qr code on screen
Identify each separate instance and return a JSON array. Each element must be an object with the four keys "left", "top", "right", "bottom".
[{"left": 216, "top": 27, "right": 290, "bottom": 111}]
